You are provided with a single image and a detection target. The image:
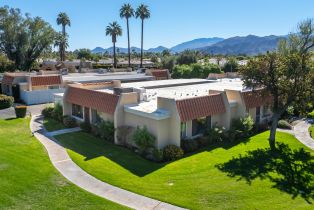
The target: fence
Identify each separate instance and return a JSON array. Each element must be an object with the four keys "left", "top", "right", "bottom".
[{"left": 20, "top": 88, "right": 65, "bottom": 105}]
